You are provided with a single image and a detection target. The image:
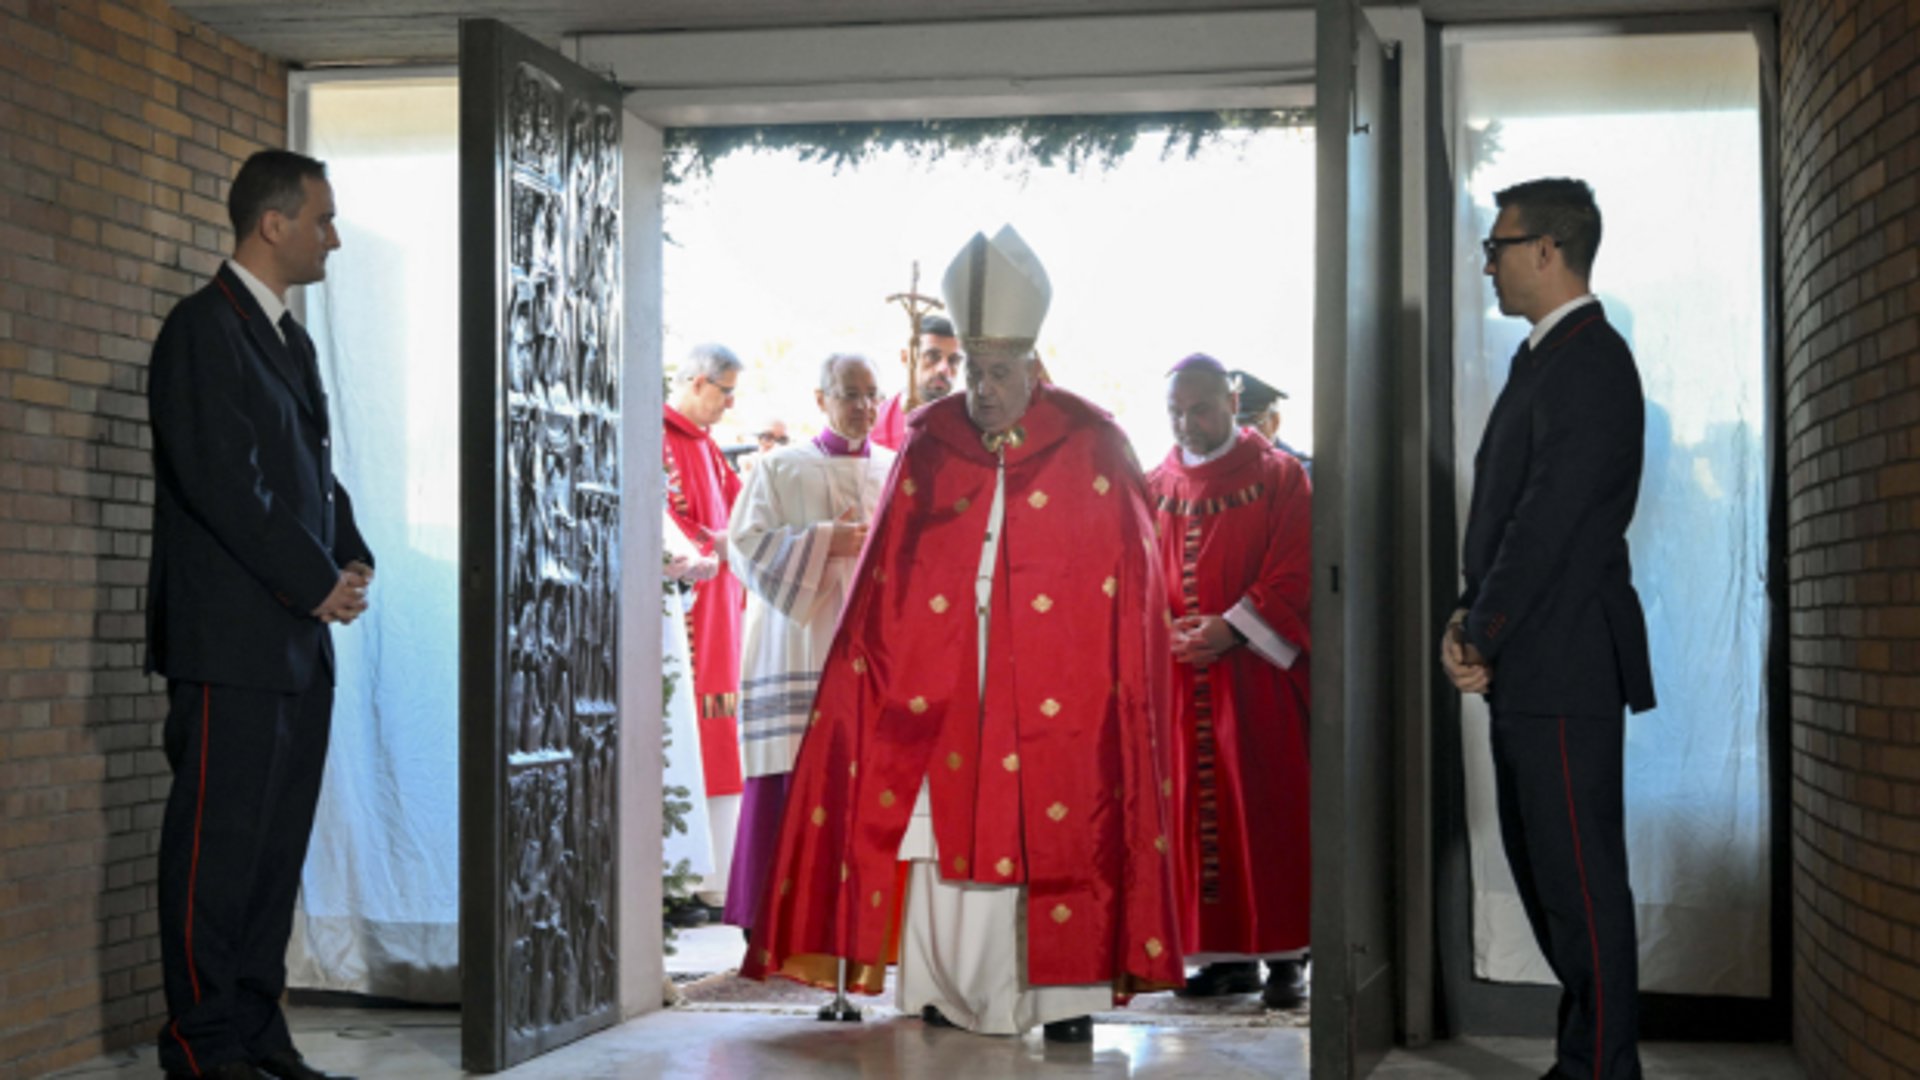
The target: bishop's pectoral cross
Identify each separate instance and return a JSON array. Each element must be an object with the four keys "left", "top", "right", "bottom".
[{"left": 886, "top": 261, "right": 946, "bottom": 411}]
